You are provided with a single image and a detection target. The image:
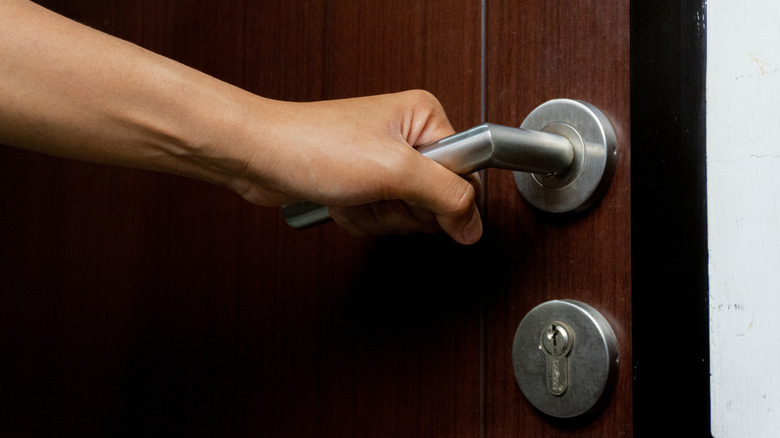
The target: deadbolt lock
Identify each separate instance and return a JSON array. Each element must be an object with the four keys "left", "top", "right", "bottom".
[{"left": 512, "top": 300, "right": 619, "bottom": 419}]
